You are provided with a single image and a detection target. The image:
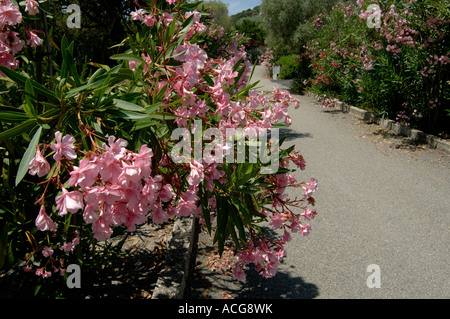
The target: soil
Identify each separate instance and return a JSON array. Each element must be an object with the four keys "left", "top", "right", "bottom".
[{"left": 0, "top": 221, "right": 174, "bottom": 299}]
